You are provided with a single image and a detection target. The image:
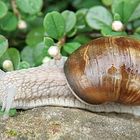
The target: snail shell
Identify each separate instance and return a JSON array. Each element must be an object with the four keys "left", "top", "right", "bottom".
[{"left": 64, "top": 37, "right": 140, "bottom": 105}]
